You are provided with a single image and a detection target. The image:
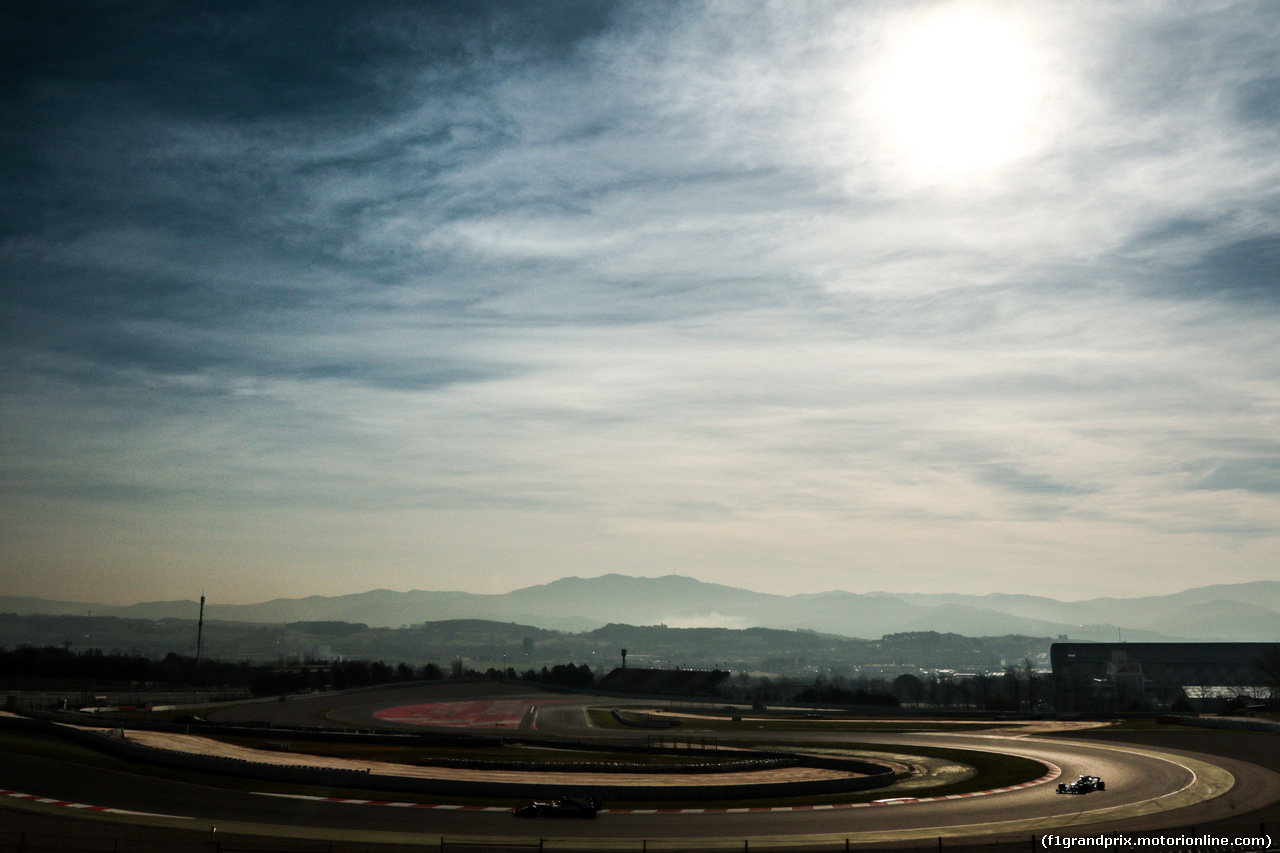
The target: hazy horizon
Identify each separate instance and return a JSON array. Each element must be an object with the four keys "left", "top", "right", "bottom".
[
  {"left": 4, "top": 3, "right": 1280, "bottom": 606},
  {"left": 5, "top": 570, "right": 1279, "bottom": 611},
  {"left": 7, "top": 571, "right": 1280, "bottom": 645}
]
